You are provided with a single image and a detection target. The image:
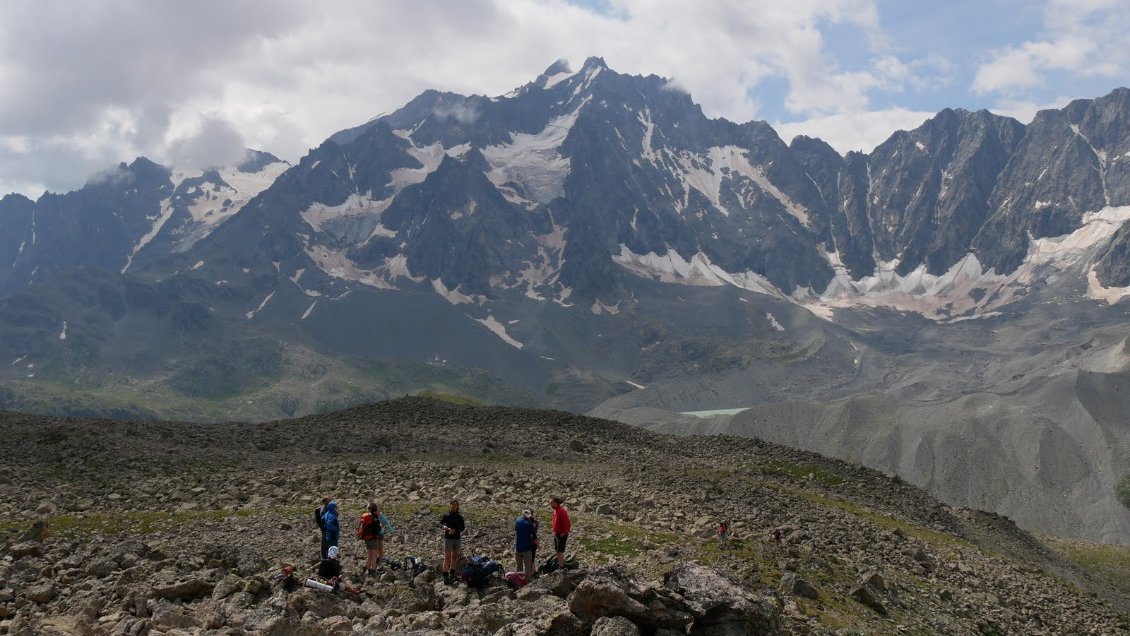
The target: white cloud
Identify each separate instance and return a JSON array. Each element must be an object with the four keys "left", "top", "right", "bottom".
[
  {"left": 972, "top": 0, "right": 1129, "bottom": 96},
  {"left": 0, "top": 0, "right": 921, "bottom": 197},
  {"left": 774, "top": 109, "right": 935, "bottom": 155},
  {"left": 9, "top": 0, "right": 1117, "bottom": 197}
]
